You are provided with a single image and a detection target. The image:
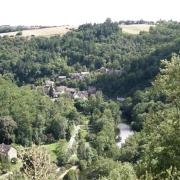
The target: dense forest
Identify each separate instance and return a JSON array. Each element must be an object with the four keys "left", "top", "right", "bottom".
[{"left": 0, "top": 19, "right": 179, "bottom": 179}]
